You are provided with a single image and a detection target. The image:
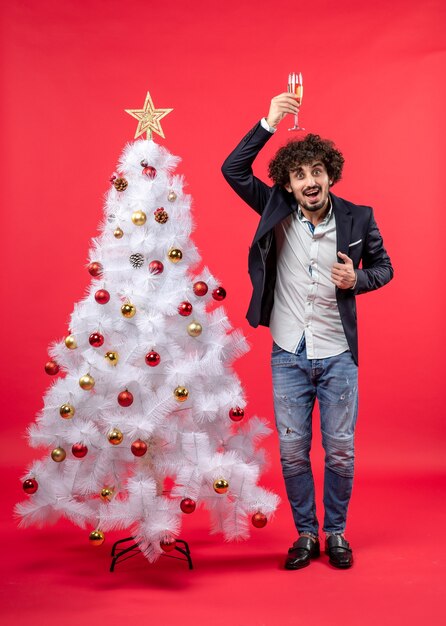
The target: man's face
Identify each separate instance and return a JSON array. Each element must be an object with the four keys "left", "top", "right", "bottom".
[{"left": 284, "top": 160, "right": 333, "bottom": 212}]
